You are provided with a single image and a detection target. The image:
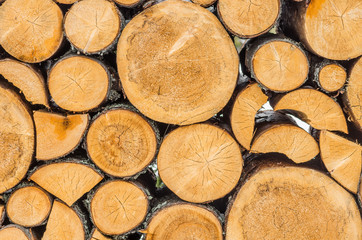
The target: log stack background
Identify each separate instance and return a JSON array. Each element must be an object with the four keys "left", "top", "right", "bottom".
[{"left": 0, "top": 0, "right": 361, "bottom": 239}]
